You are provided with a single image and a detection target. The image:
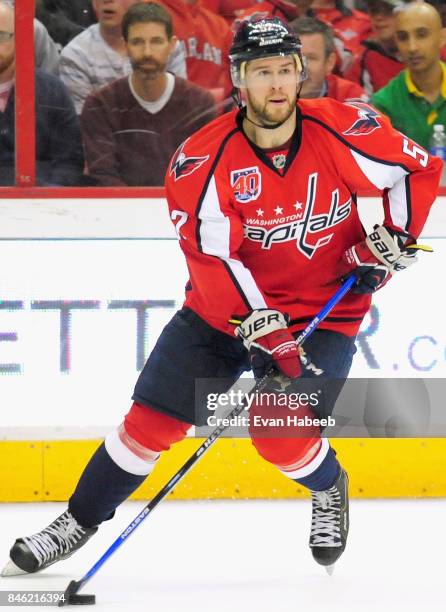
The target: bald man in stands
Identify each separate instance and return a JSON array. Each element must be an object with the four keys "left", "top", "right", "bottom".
[{"left": 371, "top": 1, "right": 446, "bottom": 149}]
